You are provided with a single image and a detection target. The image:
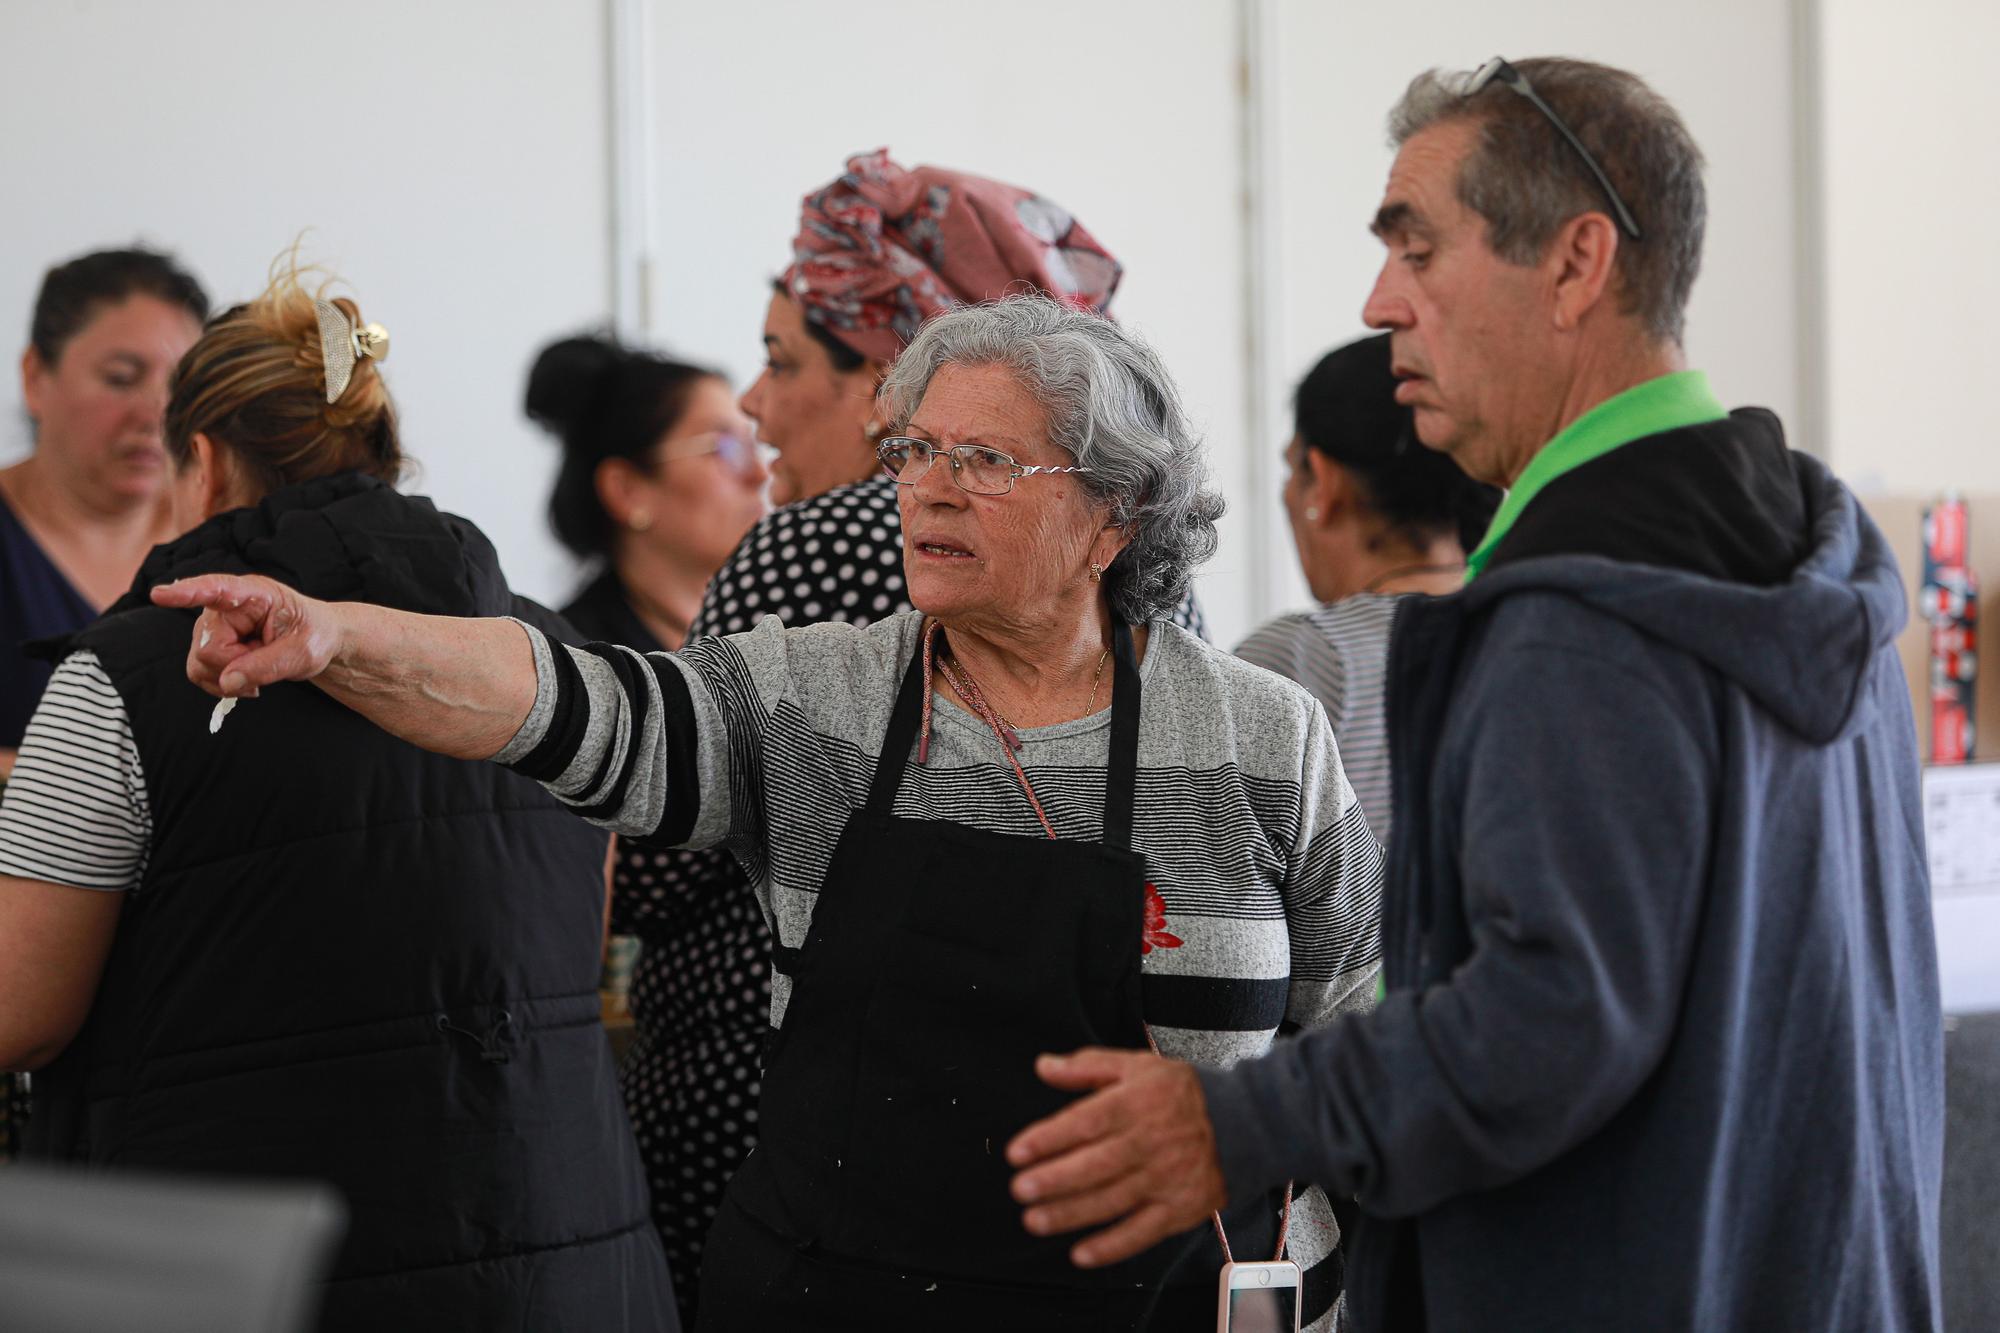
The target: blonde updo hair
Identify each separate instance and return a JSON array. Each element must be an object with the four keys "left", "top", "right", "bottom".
[{"left": 164, "top": 251, "right": 403, "bottom": 495}]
